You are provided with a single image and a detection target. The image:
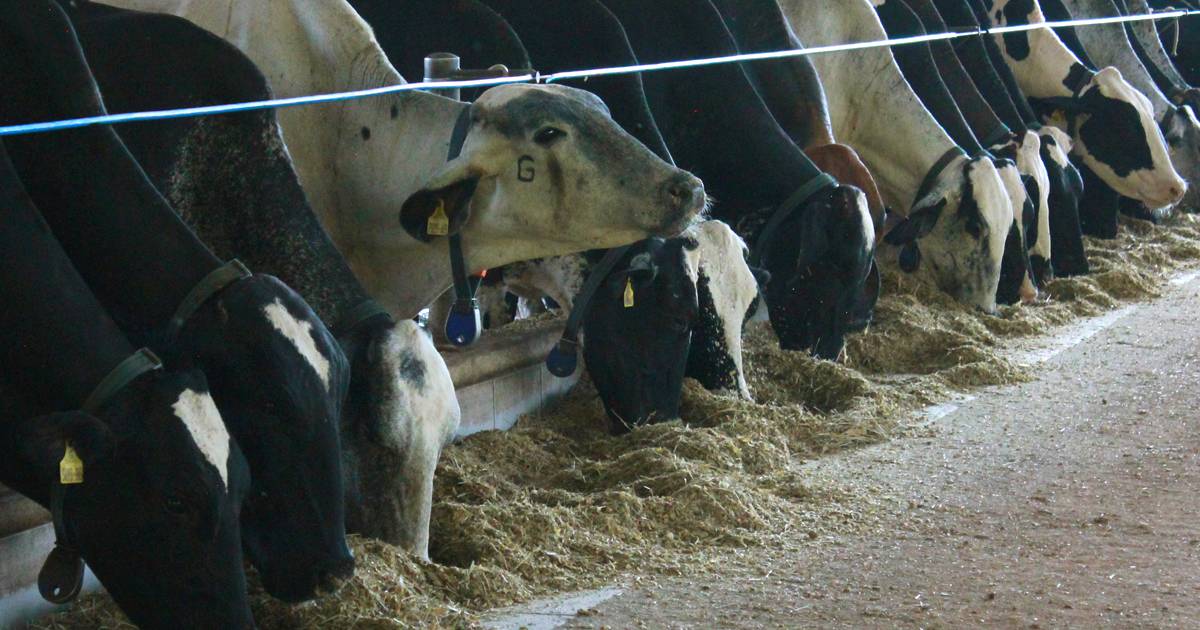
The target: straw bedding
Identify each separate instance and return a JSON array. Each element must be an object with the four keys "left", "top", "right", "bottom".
[{"left": 37, "top": 215, "right": 1200, "bottom": 629}]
